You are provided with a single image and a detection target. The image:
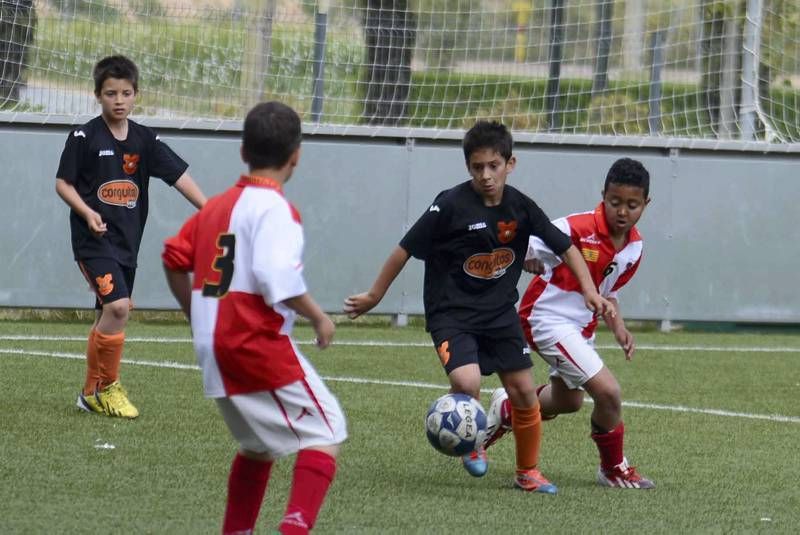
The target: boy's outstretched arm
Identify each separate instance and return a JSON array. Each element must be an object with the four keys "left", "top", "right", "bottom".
[
  {"left": 55, "top": 178, "right": 107, "bottom": 236},
  {"left": 283, "top": 293, "right": 335, "bottom": 349},
  {"left": 344, "top": 245, "right": 410, "bottom": 319},
  {"left": 559, "top": 244, "right": 614, "bottom": 317},
  {"left": 163, "top": 265, "right": 192, "bottom": 320},
  {"left": 174, "top": 172, "right": 207, "bottom": 208}
]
